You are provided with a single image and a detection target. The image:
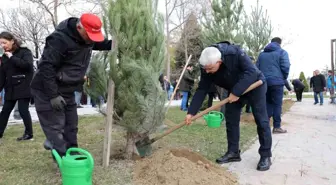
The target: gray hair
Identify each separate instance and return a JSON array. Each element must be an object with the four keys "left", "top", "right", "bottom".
[{"left": 199, "top": 47, "right": 222, "bottom": 66}]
